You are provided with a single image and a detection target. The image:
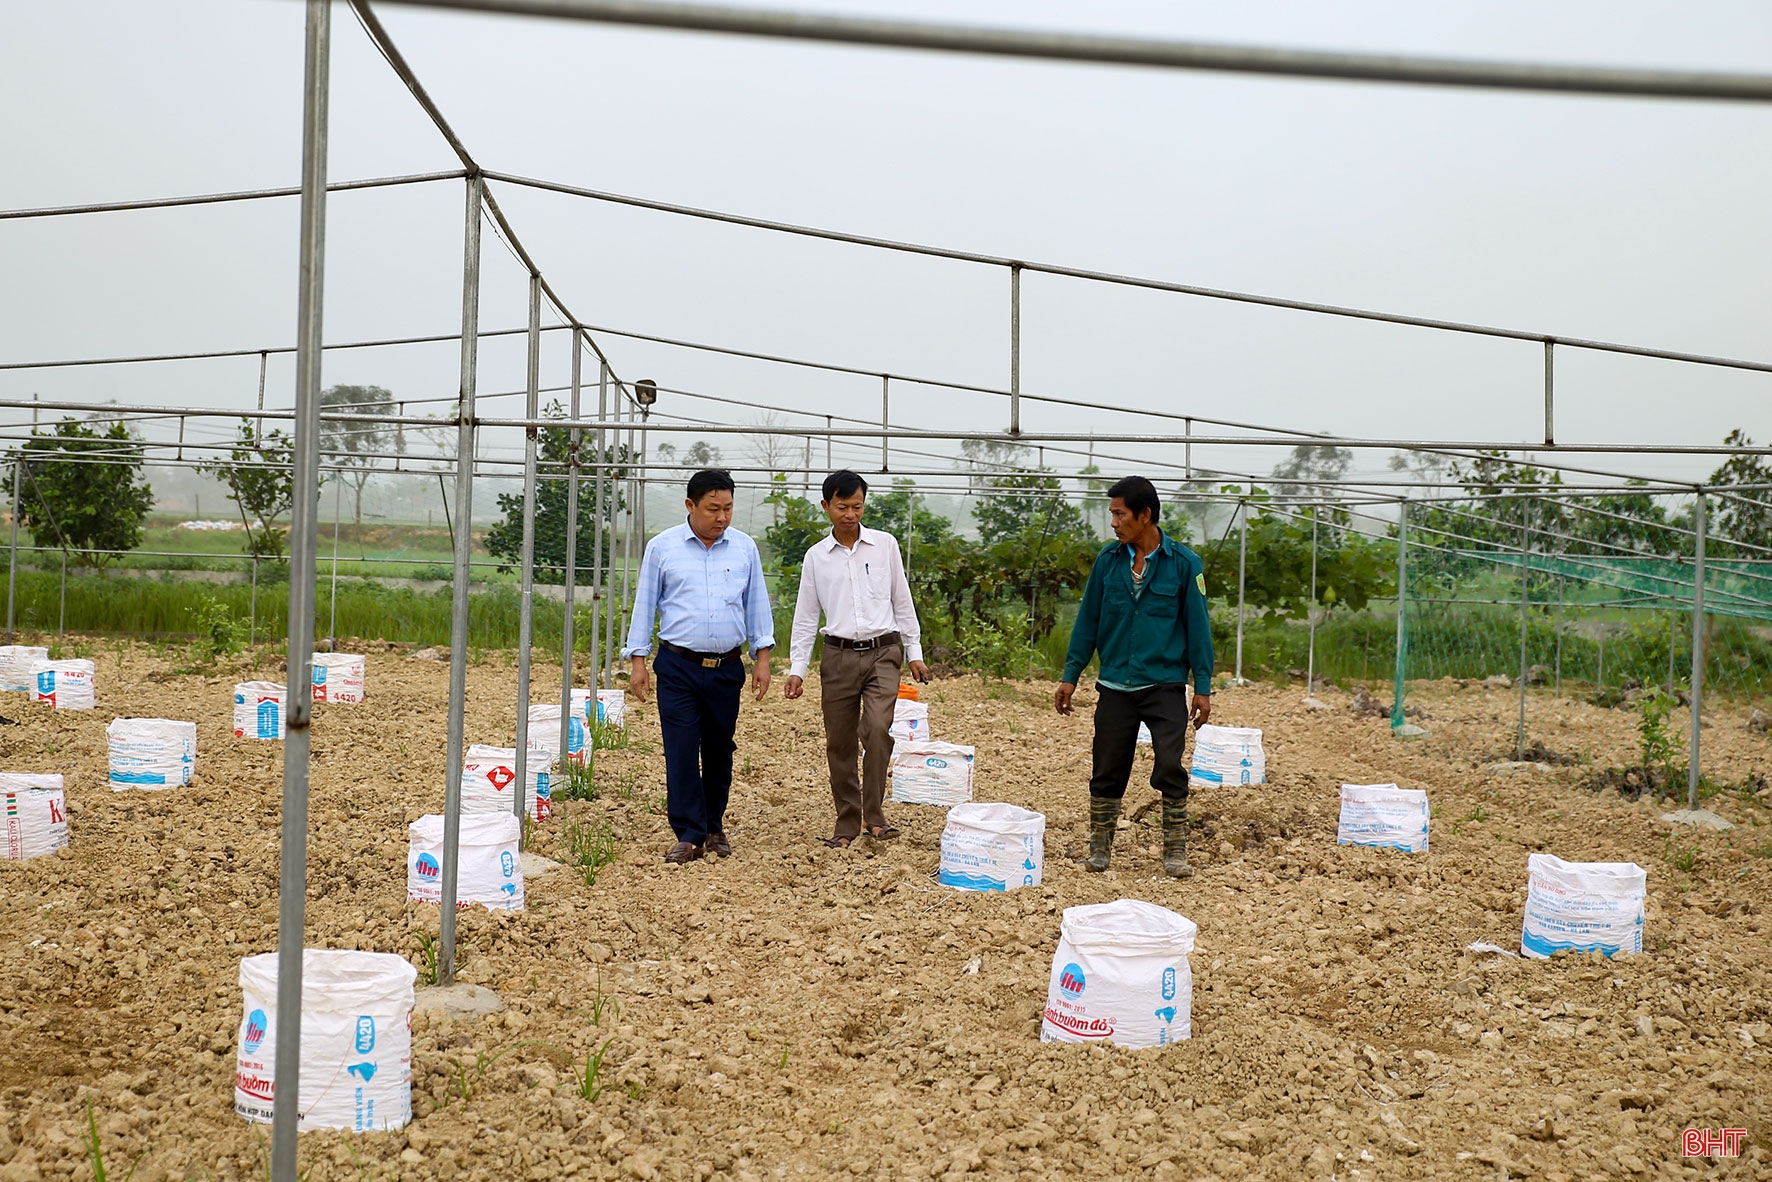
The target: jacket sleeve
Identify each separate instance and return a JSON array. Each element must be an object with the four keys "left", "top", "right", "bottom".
[
  {"left": 1183, "top": 551, "right": 1215, "bottom": 694},
  {"left": 1061, "top": 551, "right": 1107, "bottom": 685}
]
